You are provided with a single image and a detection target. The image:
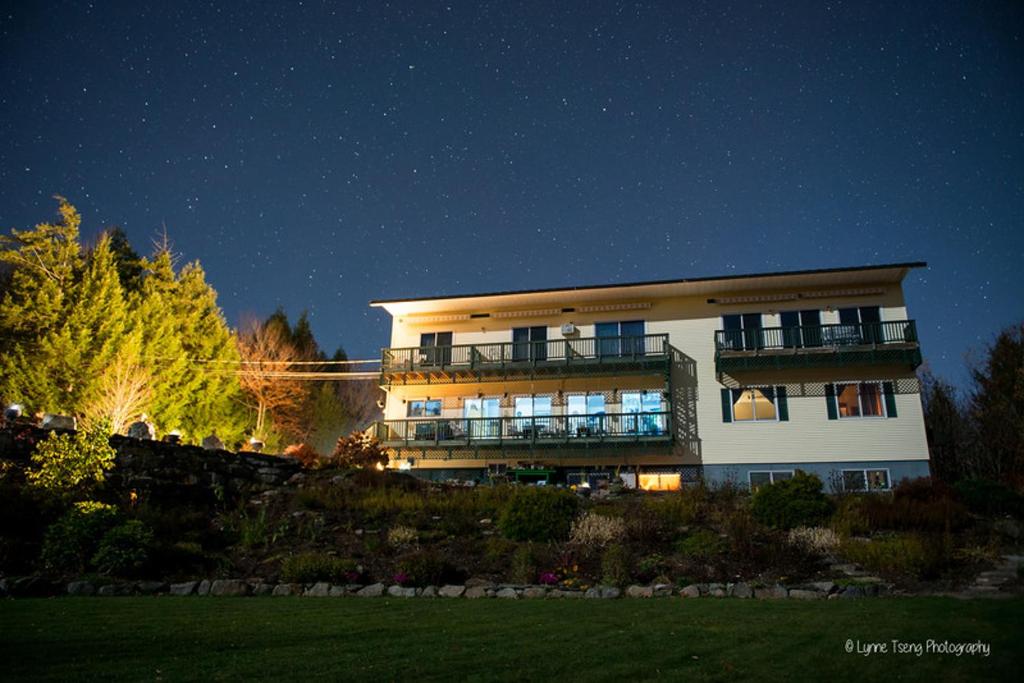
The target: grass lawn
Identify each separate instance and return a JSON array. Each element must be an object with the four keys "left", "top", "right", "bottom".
[{"left": 1, "top": 597, "right": 1020, "bottom": 681}]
